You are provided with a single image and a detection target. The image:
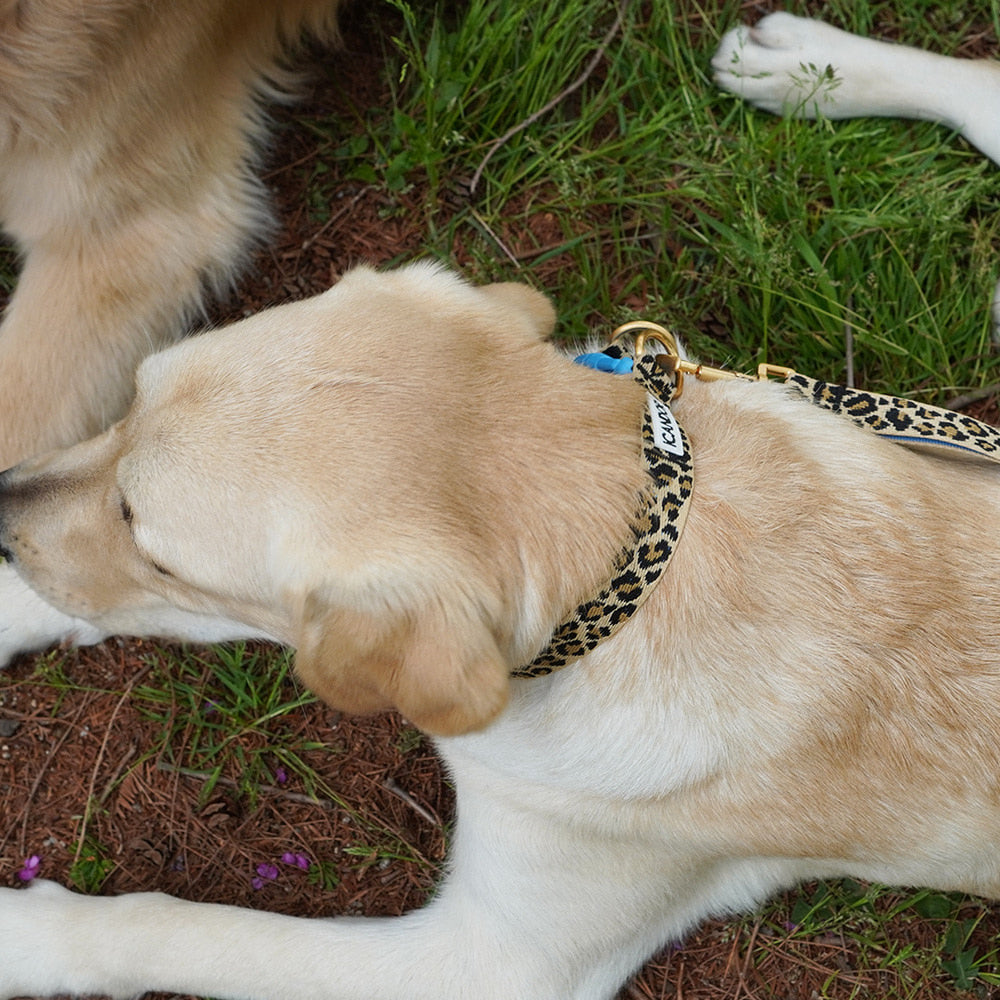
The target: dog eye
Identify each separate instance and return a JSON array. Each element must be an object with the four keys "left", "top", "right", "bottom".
[{"left": 117, "top": 494, "right": 171, "bottom": 576}]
